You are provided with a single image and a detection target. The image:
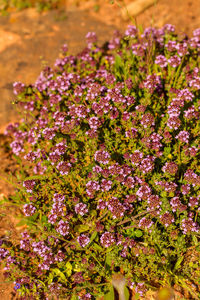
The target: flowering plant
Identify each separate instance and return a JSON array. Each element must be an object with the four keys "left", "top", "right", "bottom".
[{"left": 1, "top": 24, "right": 200, "bottom": 299}]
